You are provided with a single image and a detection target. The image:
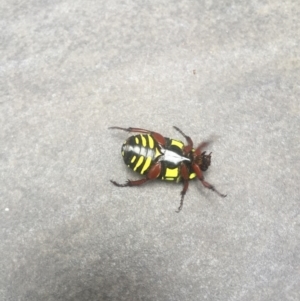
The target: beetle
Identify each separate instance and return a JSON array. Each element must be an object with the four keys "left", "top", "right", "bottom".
[{"left": 109, "top": 126, "right": 226, "bottom": 212}]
